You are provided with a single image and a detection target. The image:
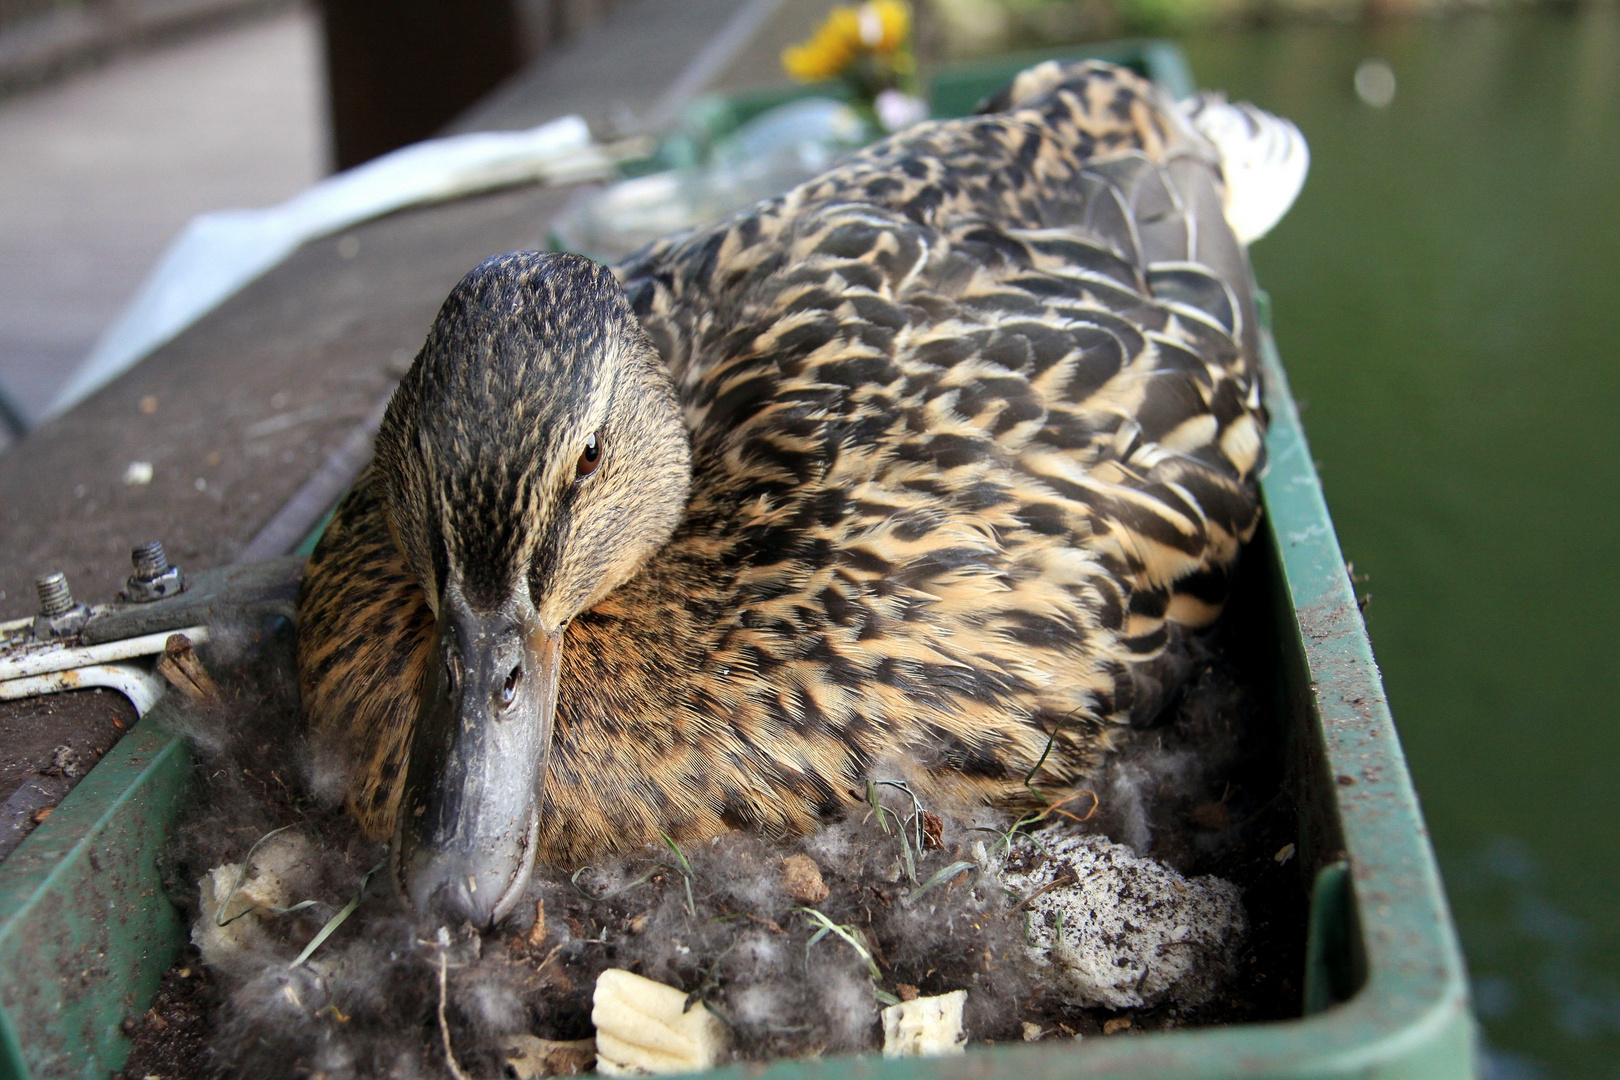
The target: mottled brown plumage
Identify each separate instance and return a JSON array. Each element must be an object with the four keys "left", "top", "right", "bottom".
[{"left": 298, "top": 61, "right": 1268, "bottom": 871}]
